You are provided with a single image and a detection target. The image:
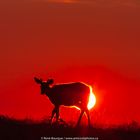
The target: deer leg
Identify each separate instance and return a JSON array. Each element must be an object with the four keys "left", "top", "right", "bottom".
[
  {"left": 85, "top": 109, "right": 91, "bottom": 127},
  {"left": 56, "top": 106, "right": 60, "bottom": 122},
  {"left": 50, "top": 107, "right": 57, "bottom": 123},
  {"left": 76, "top": 110, "right": 84, "bottom": 127}
]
